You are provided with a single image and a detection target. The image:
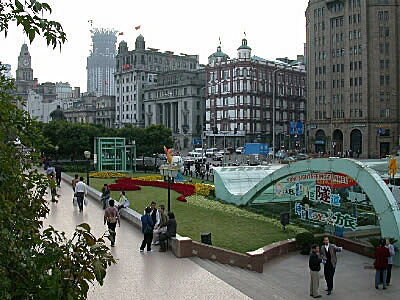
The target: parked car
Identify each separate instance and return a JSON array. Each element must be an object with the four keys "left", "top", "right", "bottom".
[
  {"left": 280, "top": 156, "right": 296, "bottom": 164},
  {"left": 218, "top": 149, "right": 230, "bottom": 155},
  {"left": 213, "top": 153, "right": 223, "bottom": 161},
  {"left": 206, "top": 148, "right": 218, "bottom": 157},
  {"left": 295, "top": 153, "right": 309, "bottom": 160},
  {"left": 226, "top": 147, "right": 234, "bottom": 154},
  {"left": 236, "top": 147, "right": 244, "bottom": 154}
]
